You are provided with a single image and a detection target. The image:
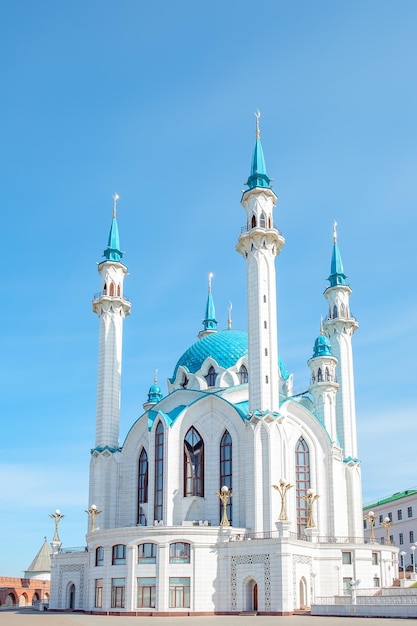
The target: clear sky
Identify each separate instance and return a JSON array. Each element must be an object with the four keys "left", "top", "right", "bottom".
[{"left": 1, "top": 1, "right": 416, "bottom": 577}]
